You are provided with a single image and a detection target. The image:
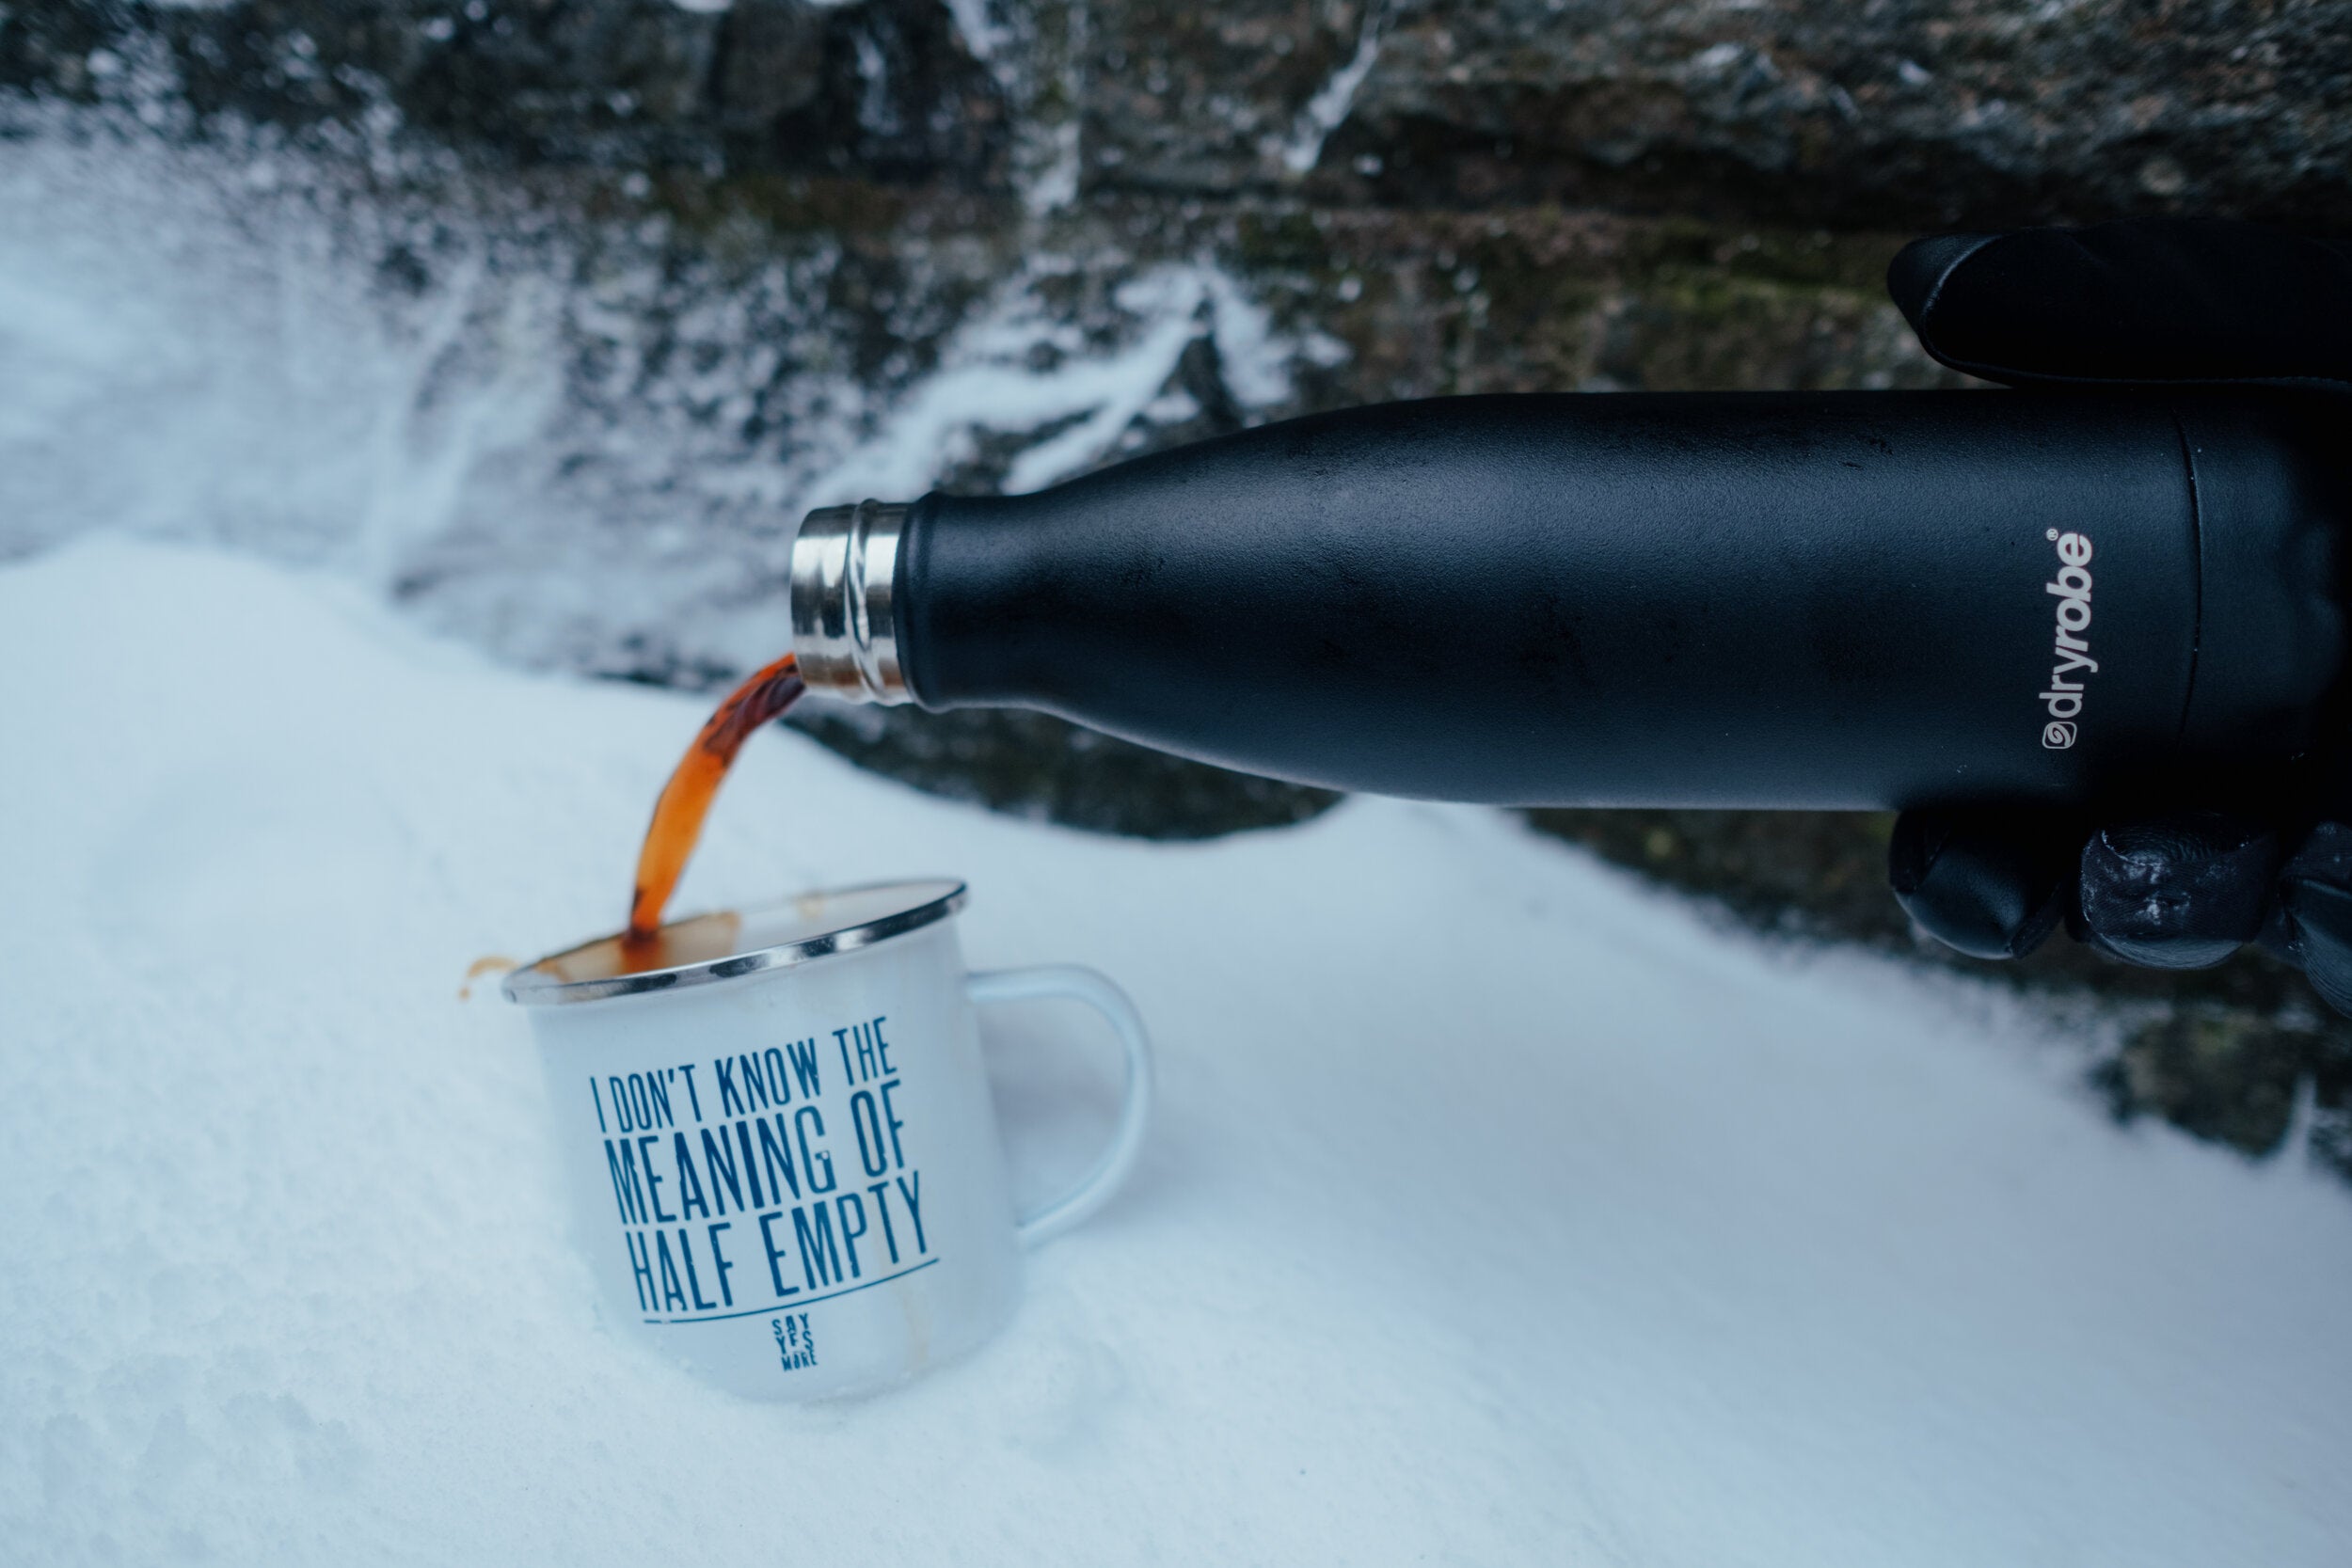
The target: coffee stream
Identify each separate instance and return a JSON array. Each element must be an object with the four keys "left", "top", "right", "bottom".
[{"left": 620, "top": 652, "right": 807, "bottom": 971}]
